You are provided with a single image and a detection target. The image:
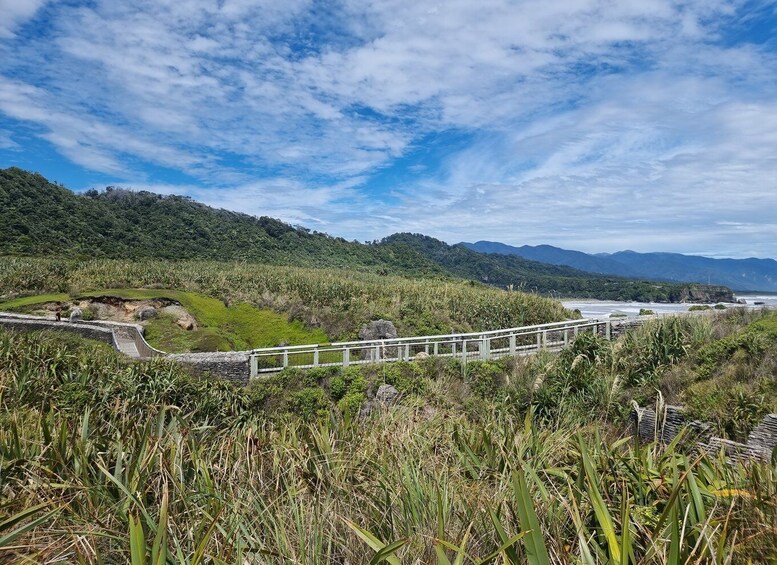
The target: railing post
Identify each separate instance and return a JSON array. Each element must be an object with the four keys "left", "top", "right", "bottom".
[
  {"left": 405, "top": 344, "right": 410, "bottom": 360},
  {"left": 425, "top": 343, "right": 430, "bottom": 354},
  {"left": 313, "top": 348, "right": 319, "bottom": 366},
  {"left": 536, "top": 332, "right": 541, "bottom": 349},
  {"left": 462, "top": 339, "right": 467, "bottom": 361},
  {"left": 343, "top": 347, "right": 350, "bottom": 367},
  {"left": 509, "top": 334, "right": 516, "bottom": 356},
  {"left": 433, "top": 342, "right": 439, "bottom": 356},
  {"left": 250, "top": 354, "right": 258, "bottom": 378},
  {"left": 606, "top": 320, "right": 611, "bottom": 341},
  {"left": 542, "top": 330, "right": 547, "bottom": 349},
  {"left": 451, "top": 341, "right": 456, "bottom": 357},
  {"left": 283, "top": 350, "right": 289, "bottom": 368},
  {"left": 564, "top": 329, "right": 569, "bottom": 346}
]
